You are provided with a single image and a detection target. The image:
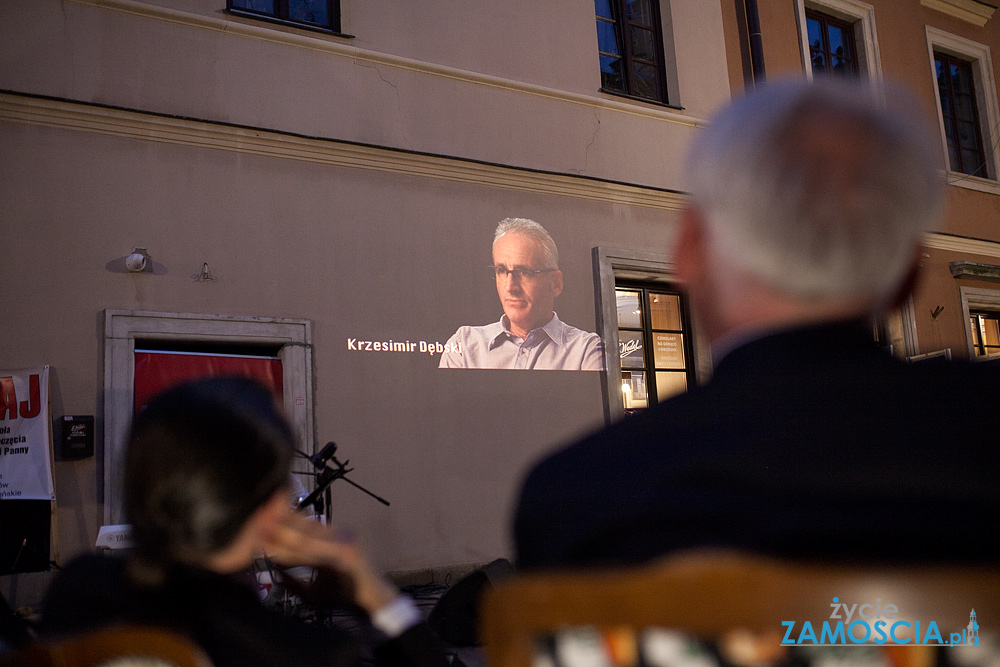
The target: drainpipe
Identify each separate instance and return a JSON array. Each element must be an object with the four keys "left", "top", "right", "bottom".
[{"left": 744, "top": 0, "right": 766, "bottom": 86}]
